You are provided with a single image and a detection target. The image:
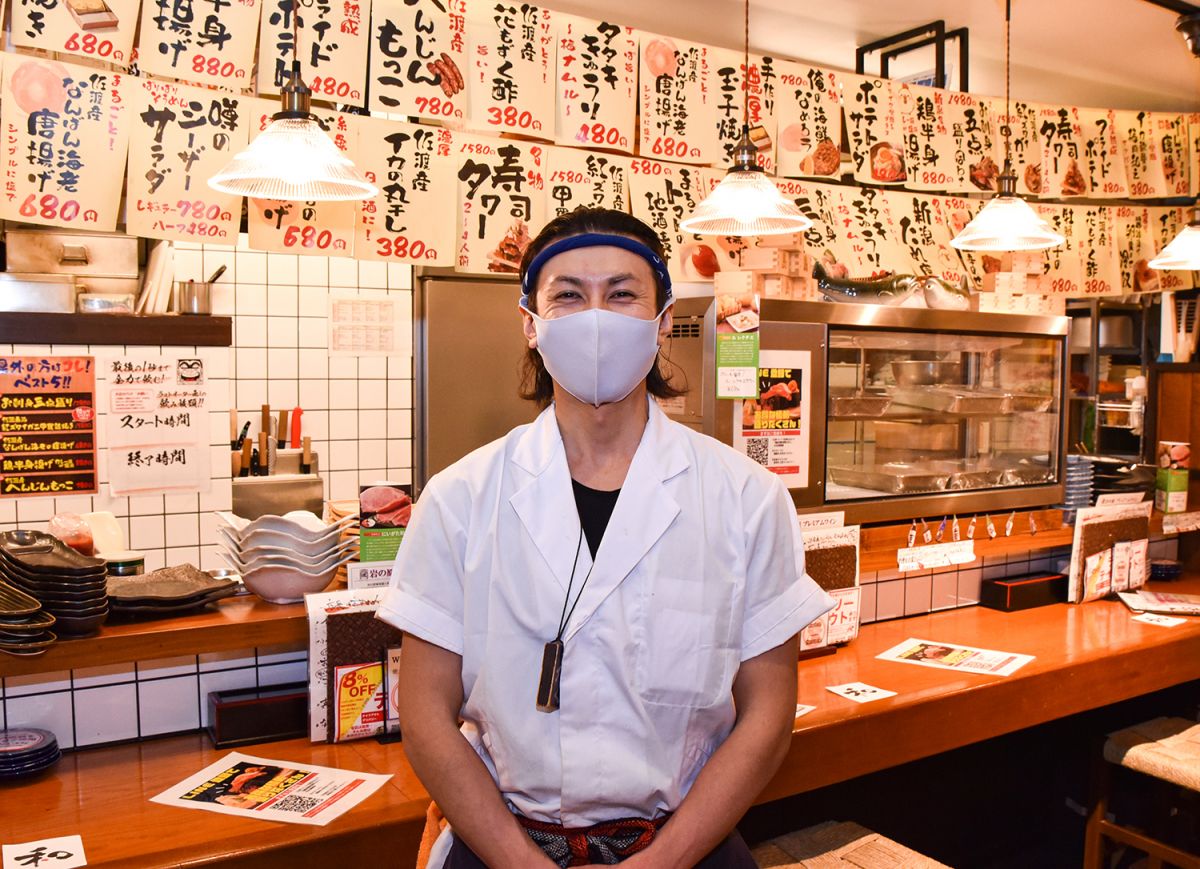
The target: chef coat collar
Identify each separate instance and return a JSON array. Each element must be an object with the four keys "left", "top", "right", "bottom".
[{"left": 509, "top": 397, "right": 688, "bottom": 640}]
